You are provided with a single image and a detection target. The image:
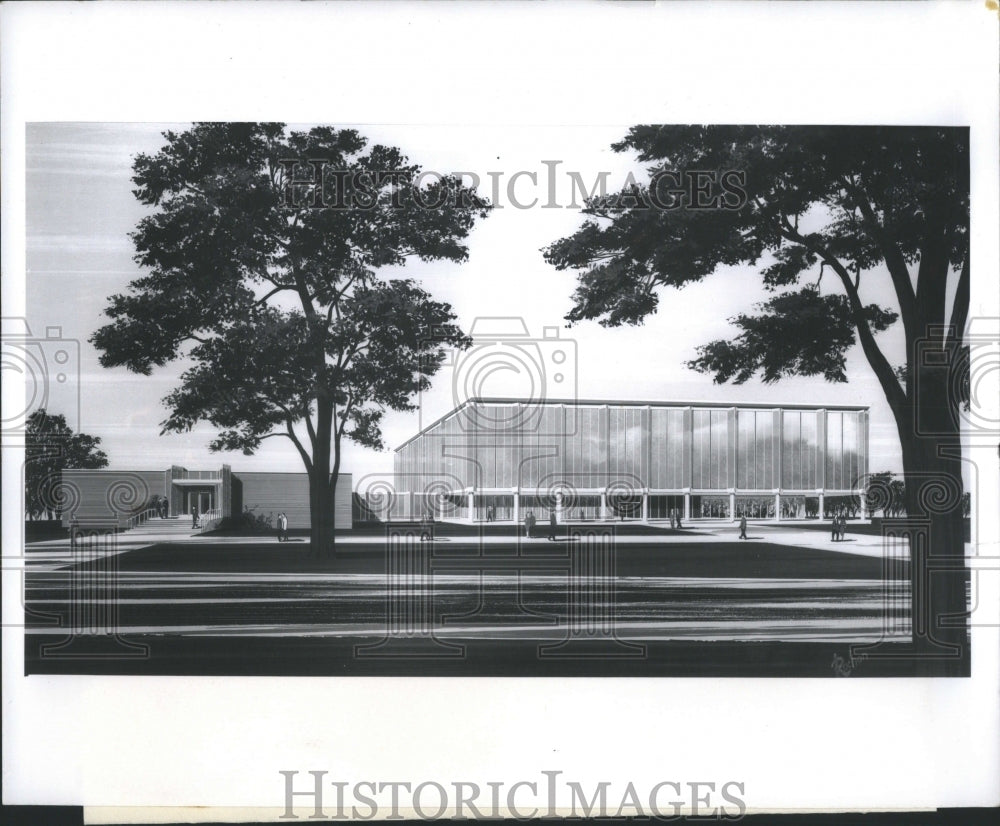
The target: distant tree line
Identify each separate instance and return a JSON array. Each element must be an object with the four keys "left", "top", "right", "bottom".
[{"left": 24, "top": 409, "right": 108, "bottom": 521}]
